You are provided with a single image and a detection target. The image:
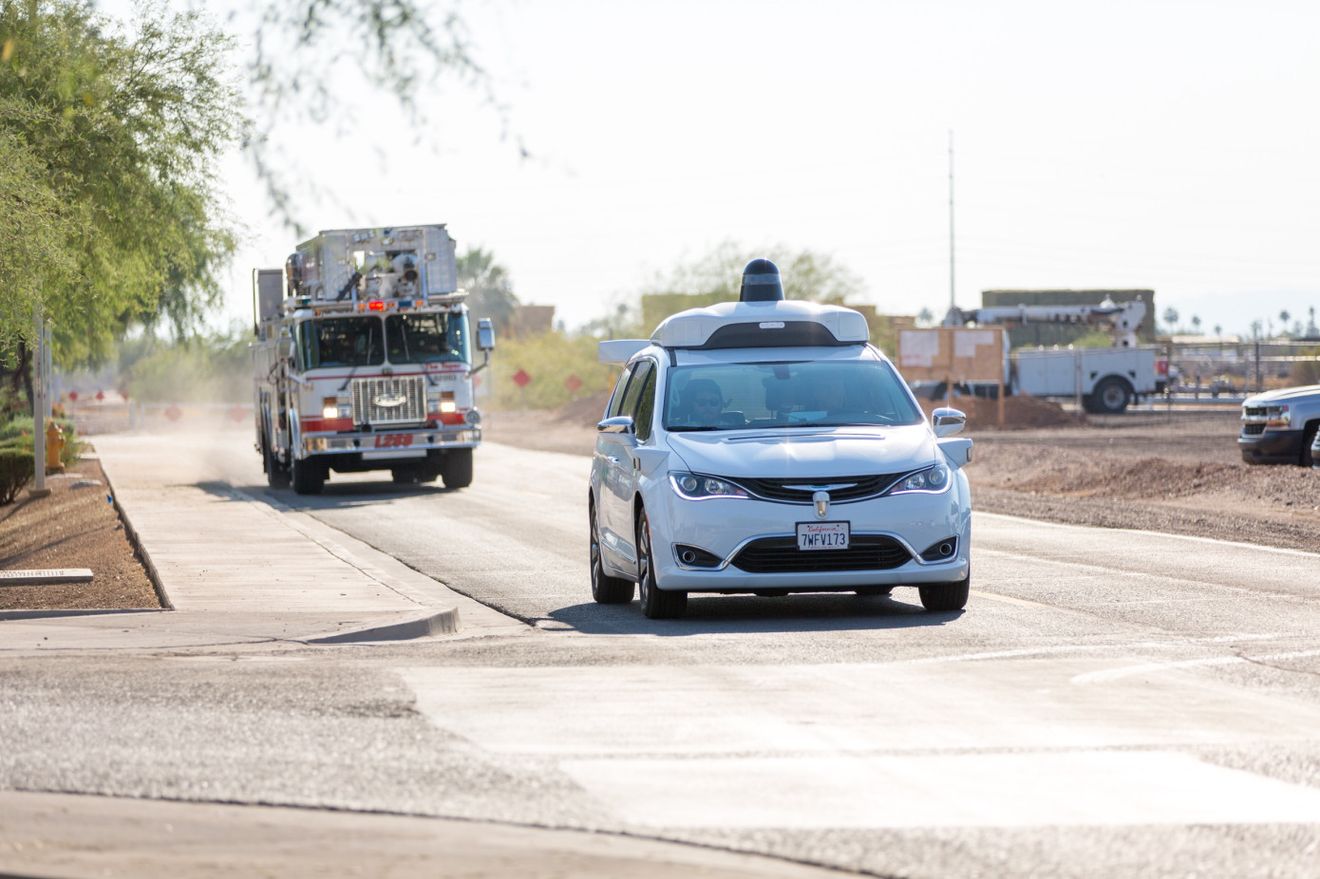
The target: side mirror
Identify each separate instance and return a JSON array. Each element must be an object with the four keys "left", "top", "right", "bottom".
[
  {"left": 932, "top": 407, "right": 966, "bottom": 438},
  {"left": 477, "top": 318, "right": 496, "bottom": 352},
  {"left": 597, "top": 415, "right": 635, "bottom": 435}
]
